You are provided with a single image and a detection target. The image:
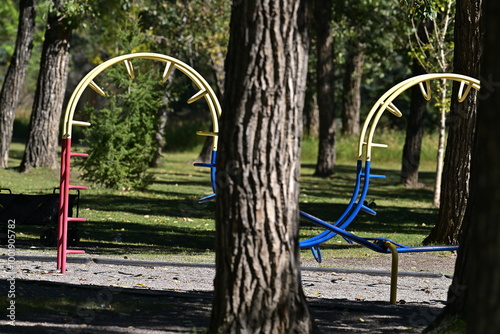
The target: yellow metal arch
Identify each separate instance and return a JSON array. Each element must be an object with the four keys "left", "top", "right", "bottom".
[
  {"left": 62, "top": 52, "right": 221, "bottom": 150},
  {"left": 358, "top": 73, "right": 480, "bottom": 161}
]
